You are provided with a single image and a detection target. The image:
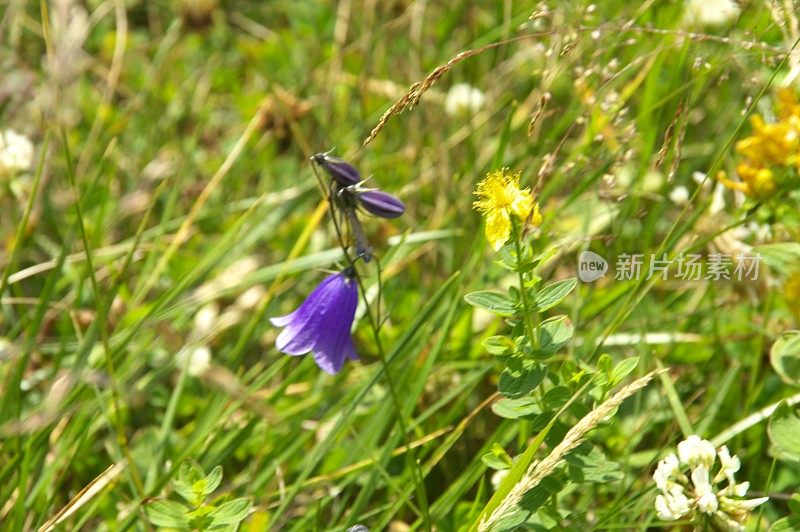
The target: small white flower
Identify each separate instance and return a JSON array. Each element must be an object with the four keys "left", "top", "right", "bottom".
[
  {"left": 684, "top": 0, "right": 740, "bottom": 27},
  {"left": 717, "top": 445, "right": 740, "bottom": 484},
  {"left": 692, "top": 466, "right": 718, "bottom": 514},
  {"left": 444, "top": 83, "right": 486, "bottom": 117},
  {"left": 655, "top": 485, "right": 691, "bottom": 520},
  {"left": 193, "top": 303, "right": 219, "bottom": 336},
  {"left": 491, "top": 468, "right": 509, "bottom": 491},
  {"left": 0, "top": 129, "right": 34, "bottom": 174},
  {"left": 732, "top": 481, "right": 749, "bottom": 497},
  {"left": 725, "top": 495, "right": 770, "bottom": 512},
  {"left": 653, "top": 453, "right": 680, "bottom": 491},
  {"left": 177, "top": 345, "right": 212, "bottom": 376},
  {"left": 709, "top": 183, "right": 727, "bottom": 214},
  {"left": 678, "top": 435, "right": 716, "bottom": 468},
  {"left": 668, "top": 185, "right": 690, "bottom": 205}
]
